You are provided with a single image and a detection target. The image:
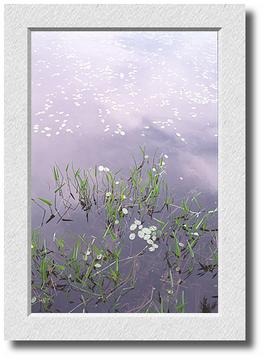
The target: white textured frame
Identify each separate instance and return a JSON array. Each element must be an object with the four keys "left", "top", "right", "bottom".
[{"left": 4, "top": 4, "right": 245, "bottom": 341}]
